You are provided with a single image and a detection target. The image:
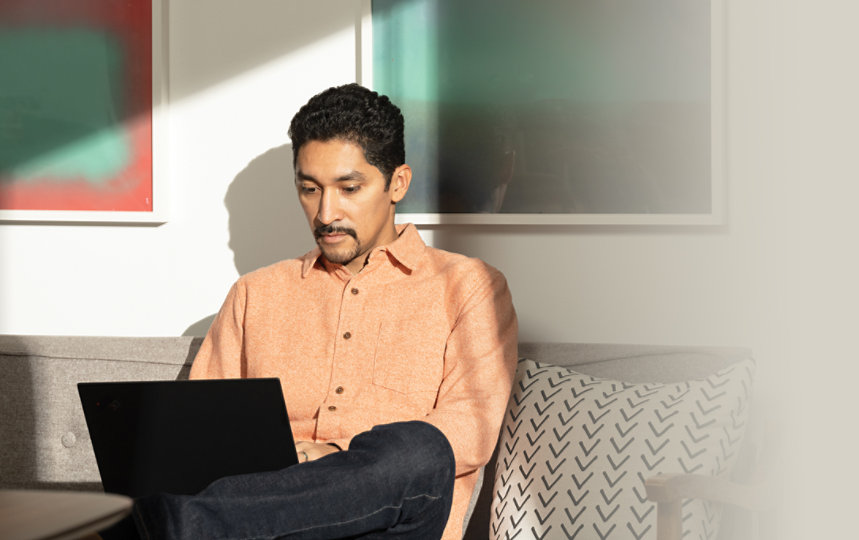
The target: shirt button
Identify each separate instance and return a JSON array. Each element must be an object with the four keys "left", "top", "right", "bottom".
[
  {"left": 335, "top": 386, "right": 345, "bottom": 394},
  {"left": 328, "top": 405, "right": 337, "bottom": 412},
  {"left": 351, "top": 288, "right": 359, "bottom": 295},
  {"left": 343, "top": 331, "right": 352, "bottom": 339}
]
